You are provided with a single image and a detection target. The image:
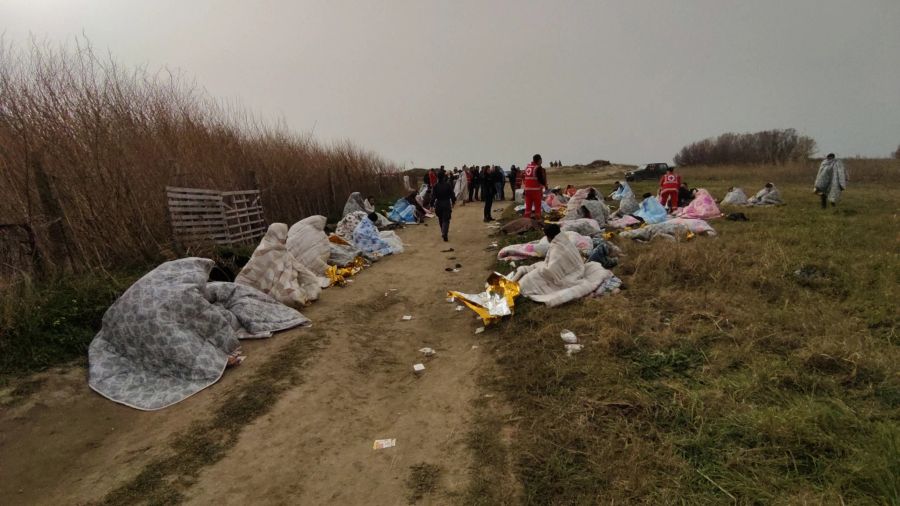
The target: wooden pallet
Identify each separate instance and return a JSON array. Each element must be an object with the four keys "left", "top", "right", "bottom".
[{"left": 166, "top": 186, "right": 266, "bottom": 247}]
